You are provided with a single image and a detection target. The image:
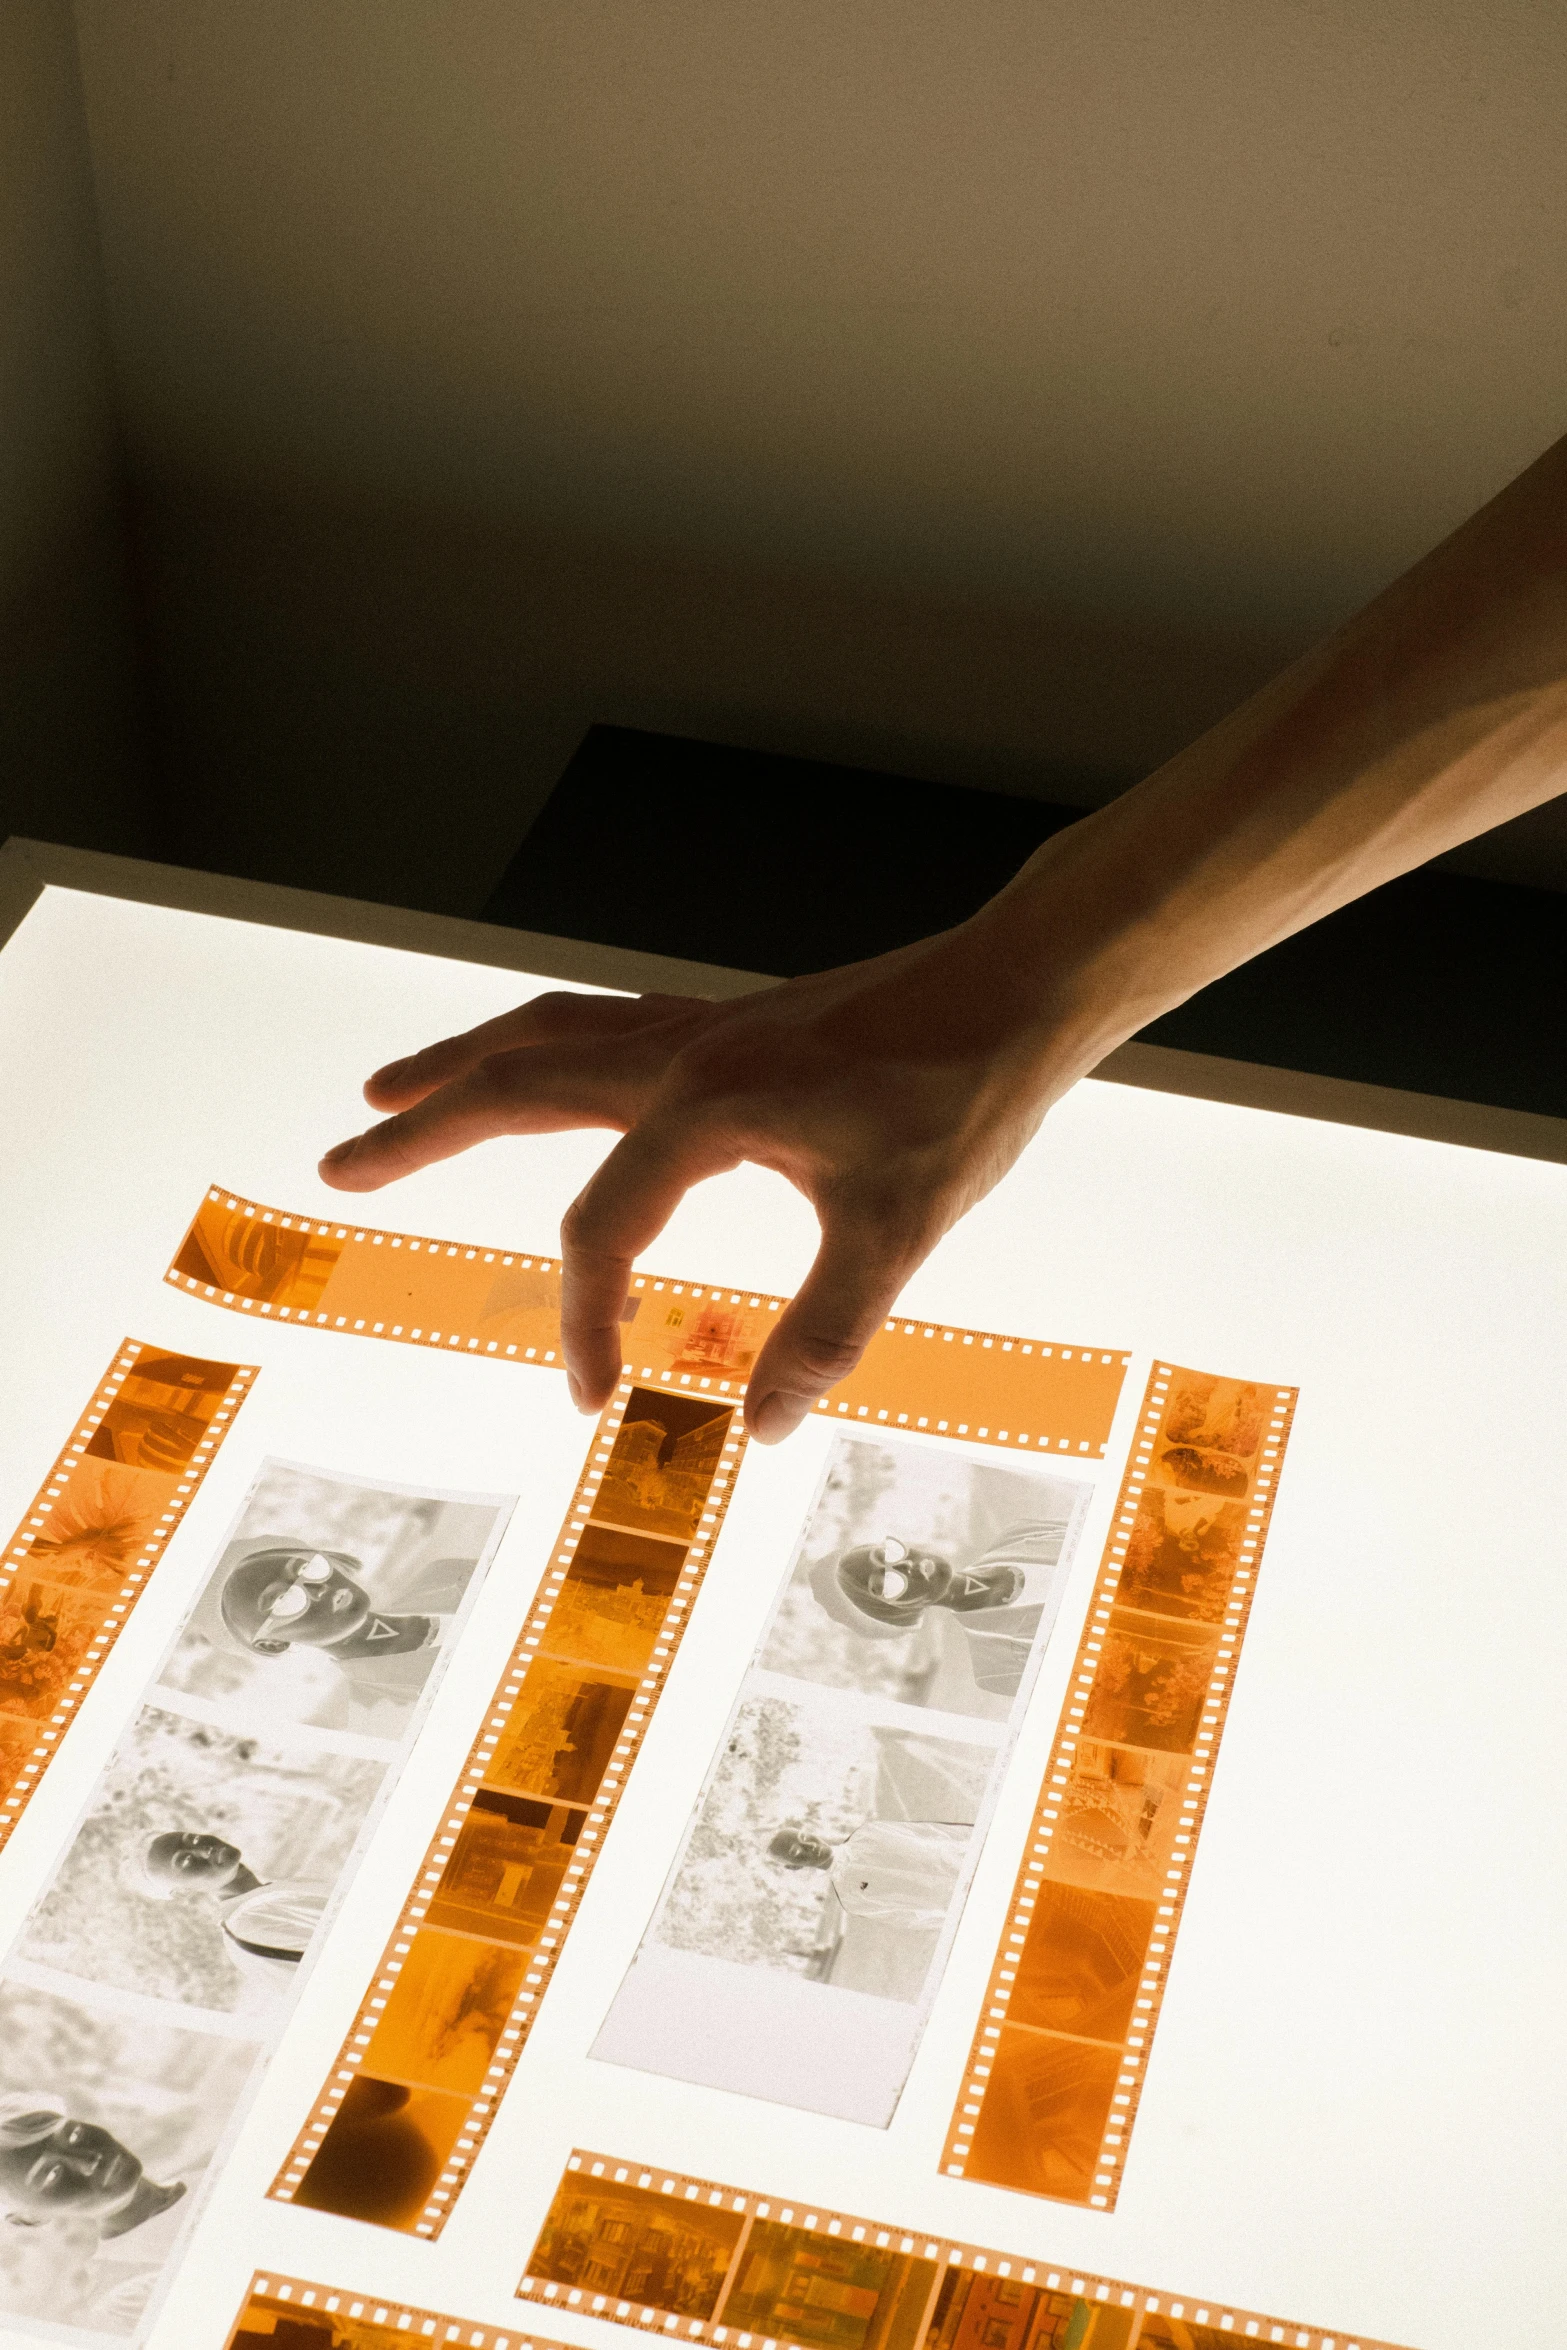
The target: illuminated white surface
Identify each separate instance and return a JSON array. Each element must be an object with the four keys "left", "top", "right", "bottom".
[{"left": 0, "top": 882, "right": 1561, "bottom": 2349}]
